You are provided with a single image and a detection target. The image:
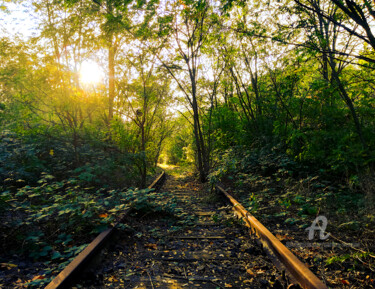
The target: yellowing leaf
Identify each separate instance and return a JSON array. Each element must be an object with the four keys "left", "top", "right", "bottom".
[
  {"left": 144, "top": 243, "right": 157, "bottom": 250},
  {"left": 275, "top": 233, "right": 290, "bottom": 241},
  {"left": 108, "top": 276, "right": 118, "bottom": 282},
  {"left": 99, "top": 213, "right": 108, "bottom": 218},
  {"left": 225, "top": 283, "right": 232, "bottom": 287},
  {"left": 32, "top": 275, "right": 45, "bottom": 281},
  {"left": 0, "top": 263, "right": 17, "bottom": 269}
]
